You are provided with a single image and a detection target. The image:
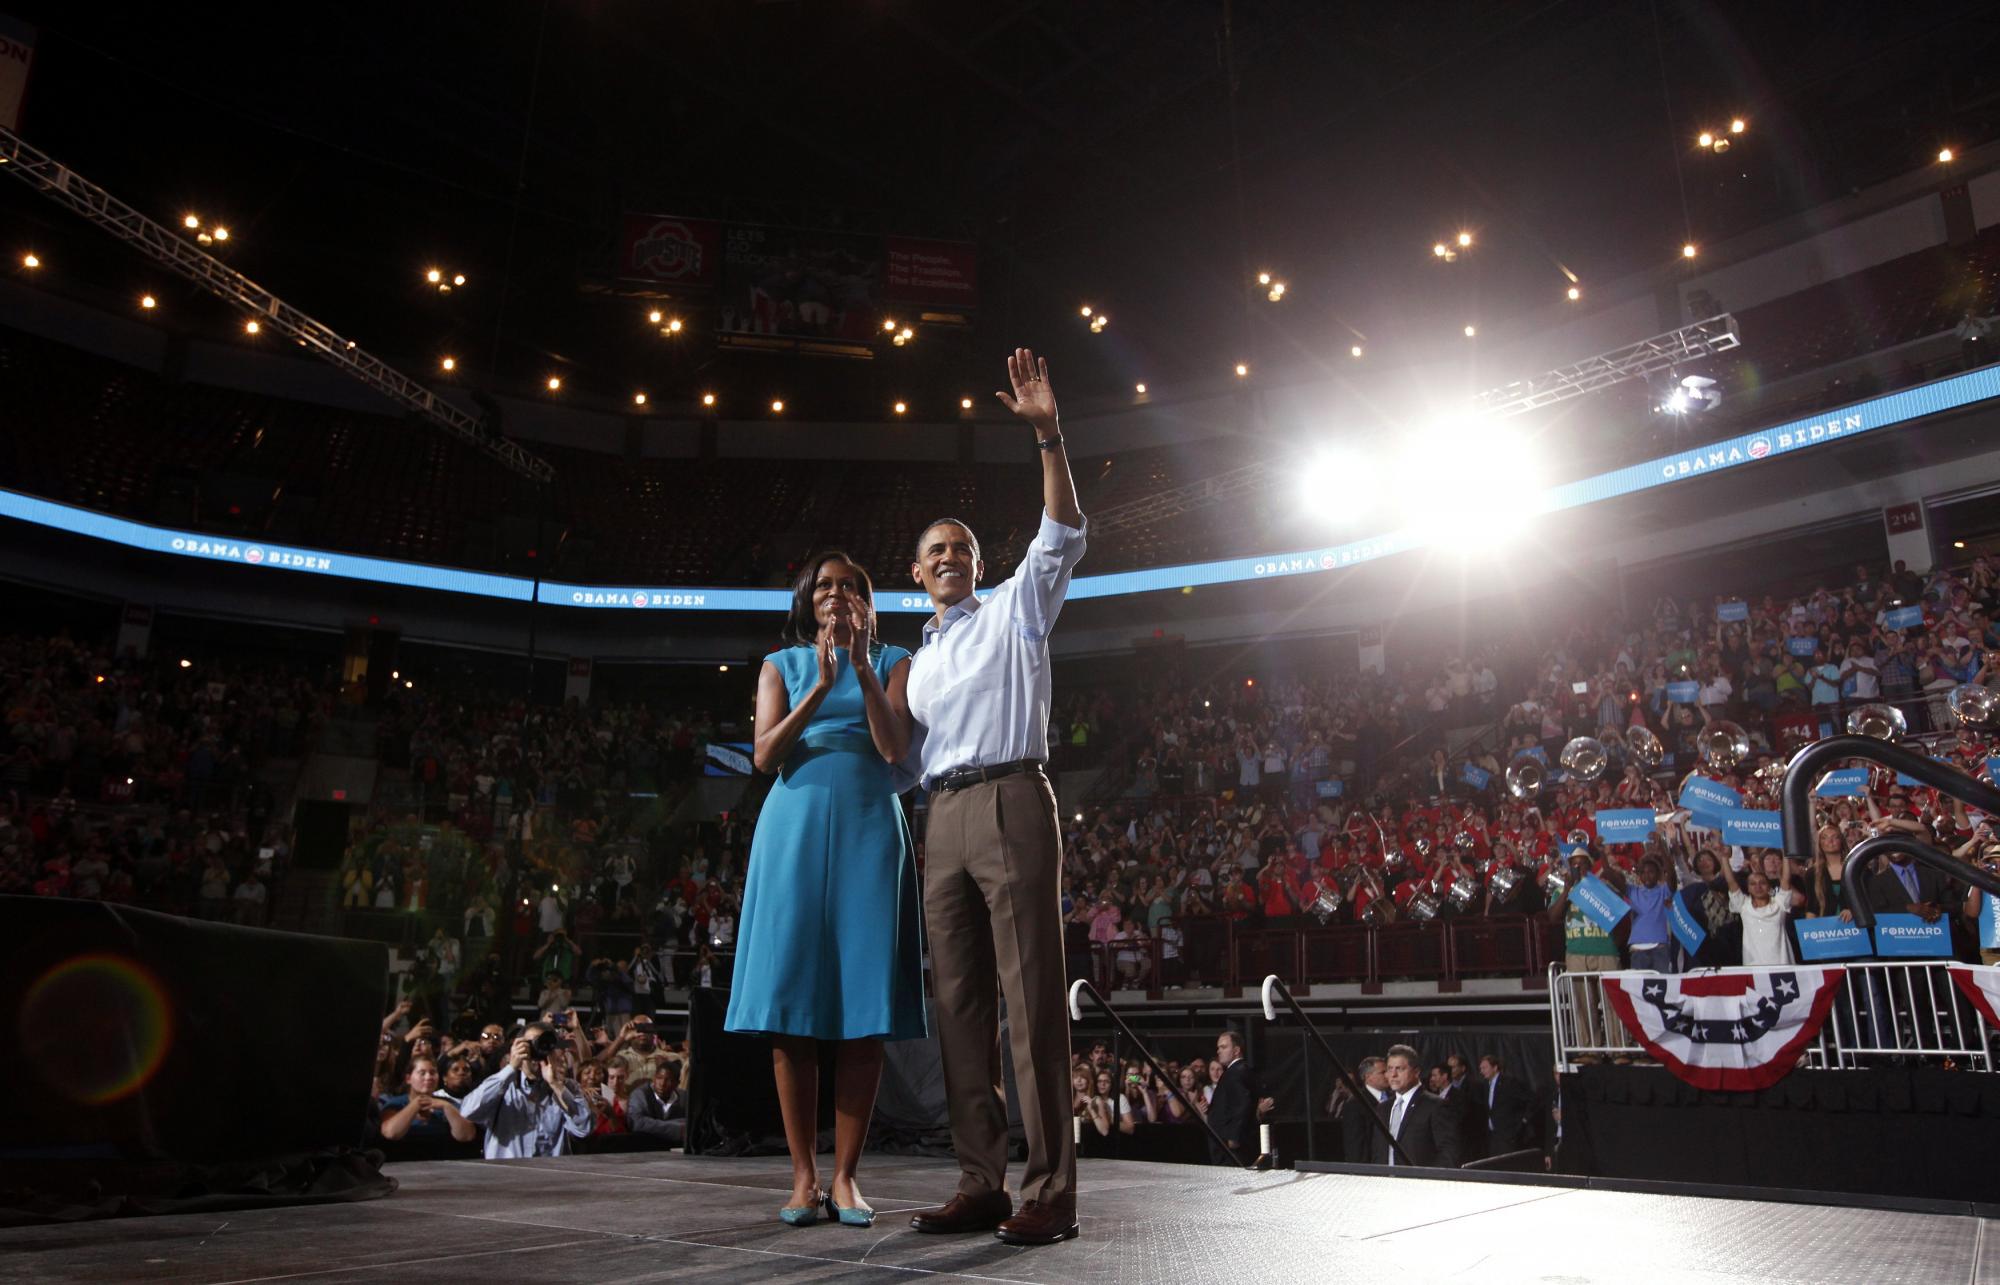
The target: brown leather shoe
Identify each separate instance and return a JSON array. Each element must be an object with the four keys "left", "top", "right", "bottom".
[
  {"left": 909, "top": 1190, "right": 1013, "bottom": 1234},
  {"left": 994, "top": 1200, "right": 1078, "bottom": 1246}
]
